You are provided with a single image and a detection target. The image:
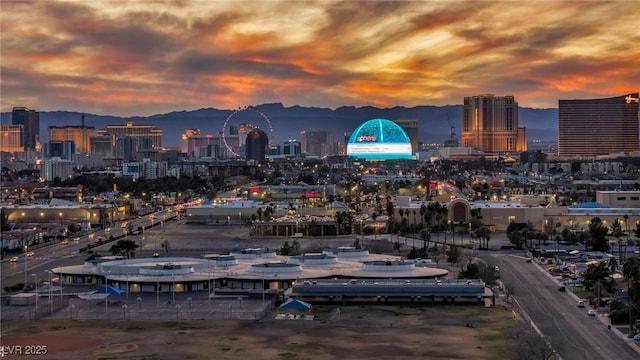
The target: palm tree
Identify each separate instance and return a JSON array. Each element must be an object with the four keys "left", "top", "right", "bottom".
[
  {"left": 419, "top": 204, "right": 427, "bottom": 229},
  {"left": 419, "top": 229, "right": 431, "bottom": 251},
  {"left": 610, "top": 218, "right": 624, "bottom": 261}
]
